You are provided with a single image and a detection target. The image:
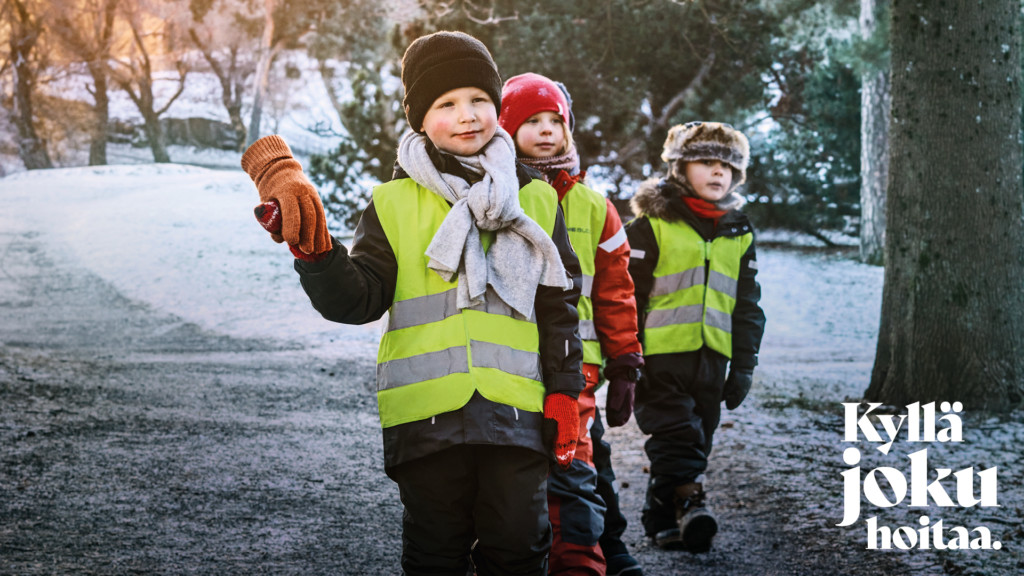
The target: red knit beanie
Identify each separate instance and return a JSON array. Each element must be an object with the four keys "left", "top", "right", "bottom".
[{"left": 499, "top": 73, "right": 571, "bottom": 138}]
